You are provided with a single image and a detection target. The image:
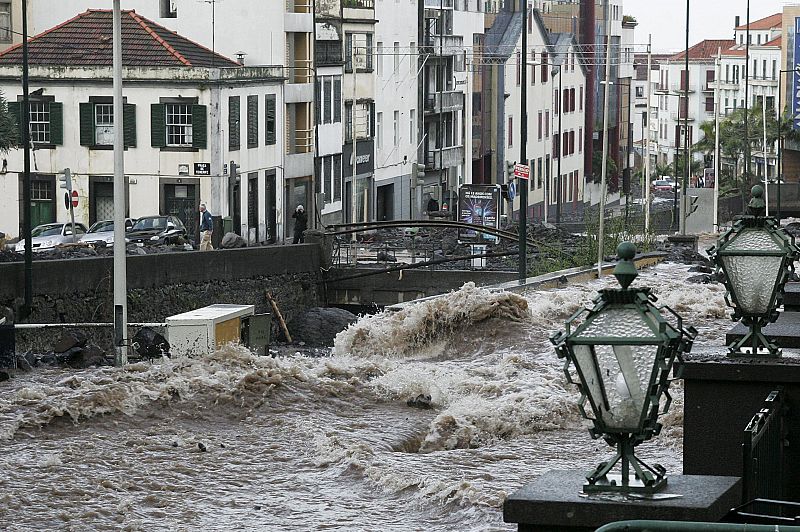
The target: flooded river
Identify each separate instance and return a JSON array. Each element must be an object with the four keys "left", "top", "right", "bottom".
[{"left": 0, "top": 260, "right": 729, "bottom": 531}]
